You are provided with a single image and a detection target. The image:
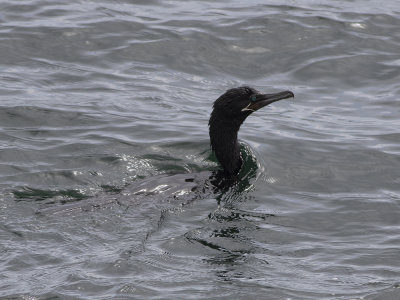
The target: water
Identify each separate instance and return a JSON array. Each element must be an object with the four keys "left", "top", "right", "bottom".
[{"left": 1, "top": 0, "right": 400, "bottom": 299}]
